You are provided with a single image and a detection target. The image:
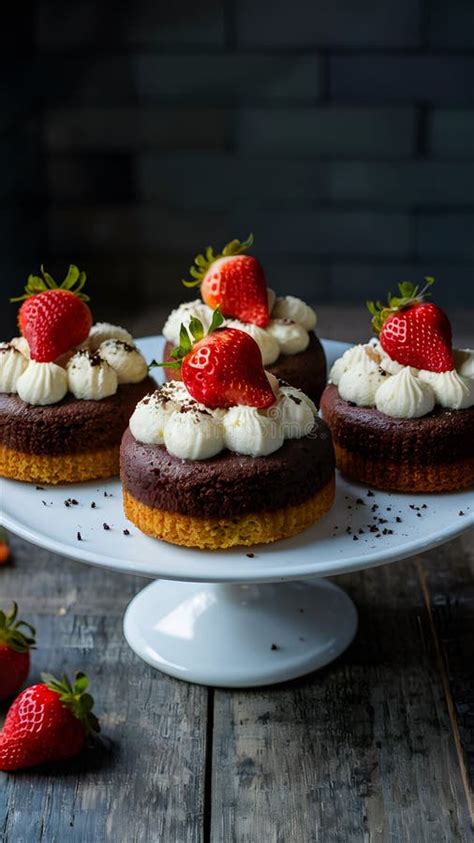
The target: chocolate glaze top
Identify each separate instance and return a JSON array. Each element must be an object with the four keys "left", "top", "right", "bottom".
[
  {"left": 0, "top": 376, "right": 156, "bottom": 455},
  {"left": 120, "top": 419, "right": 335, "bottom": 519},
  {"left": 321, "top": 384, "right": 474, "bottom": 464}
]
